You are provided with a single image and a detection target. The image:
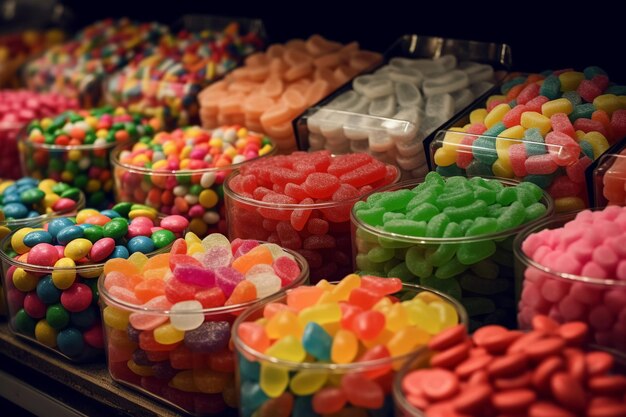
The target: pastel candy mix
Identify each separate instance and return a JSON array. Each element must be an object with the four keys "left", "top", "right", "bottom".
[
  {"left": 100, "top": 232, "right": 303, "bottom": 415},
  {"left": 600, "top": 148, "right": 626, "bottom": 206},
  {"left": 198, "top": 34, "right": 383, "bottom": 153},
  {"left": 0, "top": 90, "right": 78, "bottom": 179},
  {"left": 432, "top": 67, "right": 626, "bottom": 213},
  {"left": 0, "top": 203, "right": 187, "bottom": 360},
  {"left": 21, "top": 106, "right": 159, "bottom": 209},
  {"left": 399, "top": 316, "right": 626, "bottom": 417},
  {"left": 24, "top": 18, "right": 170, "bottom": 103},
  {"left": 305, "top": 54, "right": 496, "bottom": 179},
  {"left": 353, "top": 172, "right": 549, "bottom": 329},
  {"left": 225, "top": 150, "right": 399, "bottom": 282},
  {"left": 106, "top": 22, "right": 264, "bottom": 127},
  {"left": 518, "top": 206, "right": 626, "bottom": 352},
  {"left": 113, "top": 125, "right": 274, "bottom": 237},
  {"left": 235, "top": 274, "right": 462, "bottom": 417}
]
